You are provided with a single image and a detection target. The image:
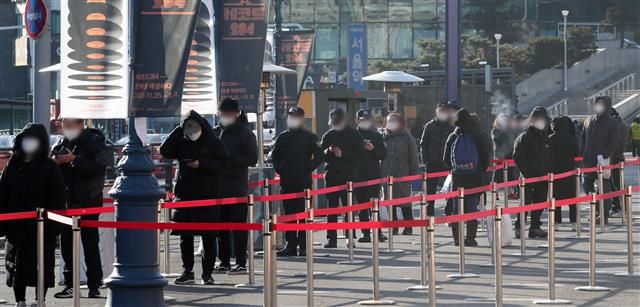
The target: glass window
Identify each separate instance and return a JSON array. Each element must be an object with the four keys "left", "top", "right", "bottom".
[
  {"left": 340, "top": 0, "right": 365, "bottom": 23},
  {"left": 413, "top": 0, "right": 438, "bottom": 20},
  {"left": 289, "top": 0, "right": 314, "bottom": 22},
  {"left": 314, "top": 0, "right": 339, "bottom": 22},
  {"left": 389, "top": 23, "right": 412, "bottom": 59},
  {"left": 367, "top": 23, "right": 388, "bottom": 59},
  {"left": 389, "top": 0, "right": 412, "bottom": 22},
  {"left": 365, "top": 0, "right": 388, "bottom": 22},
  {"left": 413, "top": 23, "right": 438, "bottom": 56},
  {"left": 315, "top": 24, "right": 340, "bottom": 60}
]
